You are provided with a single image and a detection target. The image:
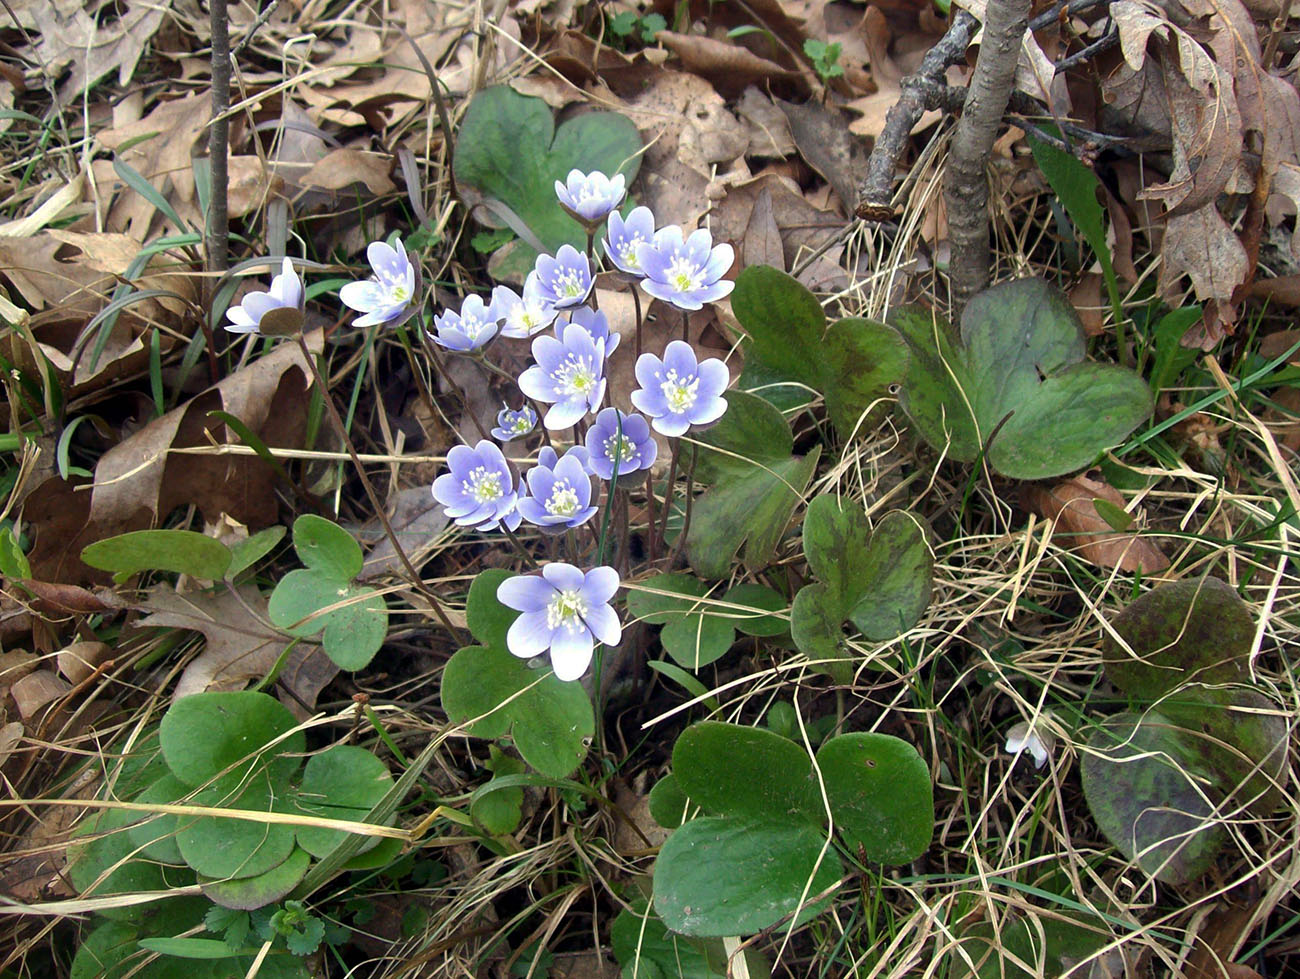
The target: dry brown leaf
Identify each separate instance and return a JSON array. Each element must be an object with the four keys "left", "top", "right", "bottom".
[
  {"left": 139, "top": 585, "right": 293, "bottom": 700},
  {"left": 656, "top": 31, "right": 805, "bottom": 99},
  {"left": 9, "top": 0, "right": 169, "bottom": 98},
  {"left": 1069, "top": 273, "right": 1105, "bottom": 337},
  {"left": 226, "top": 156, "right": 285, "bottom": 219},
  {"left": 96, "top": 93, "right": 209, "bottom": 239},
  {"left": 743, "top": 187, "right": 785, "bottom": 270},
  {"left": 1023, "top": 474, "right": 1169, "bottom": 573},
  {"left": 0, "top": 649, "right": 40, "bottom": 703},
  {"left": 1158, "top": 203, "right": 1248, "bottom": 345},
  {"left": 10, "top": 670, "right": 72, "bottom": 720},
  {"left": 0, "top": 721, "right": 22, "bottom": 768},
  {"left": 777, "top": 98, "right": 864, "bottom": 215},
  {"left": 360, "top": 486, "right": 451, "bottom": 581},
  {"left": 736, "top": 87, "right": 796, "bottom": 158},
  {"left": 302, "top": 149, "right": 396, "bottom": 195},
  {"left": 56, "top": 641, "right": 110, "bottom": 685}
]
